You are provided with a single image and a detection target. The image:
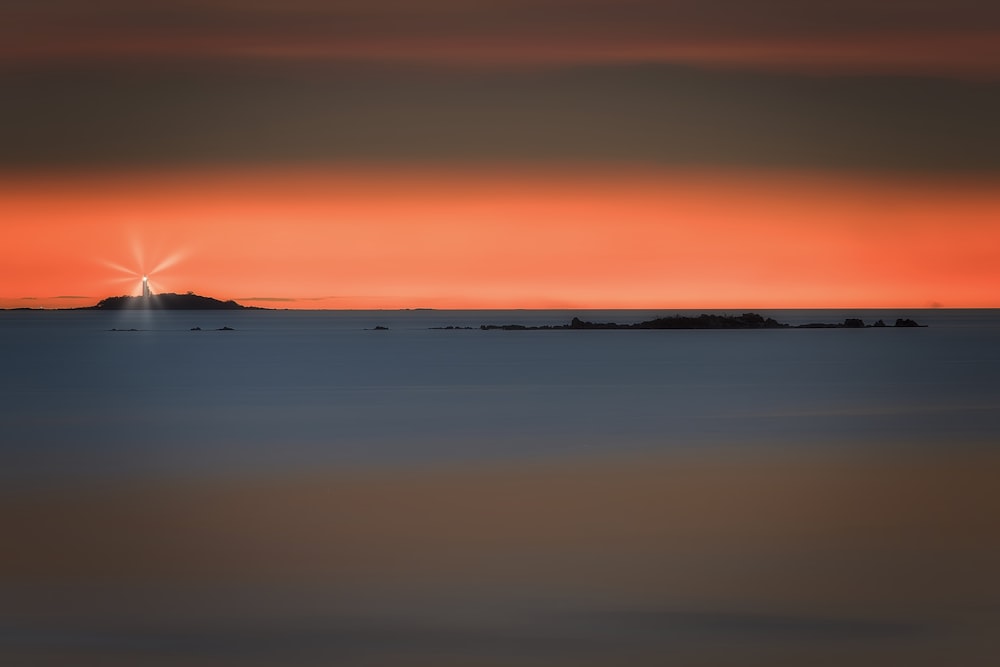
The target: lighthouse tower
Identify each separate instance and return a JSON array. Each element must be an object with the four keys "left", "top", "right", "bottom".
[{"left": 142, "top": 275, "right": 151, "bottom": 298}]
